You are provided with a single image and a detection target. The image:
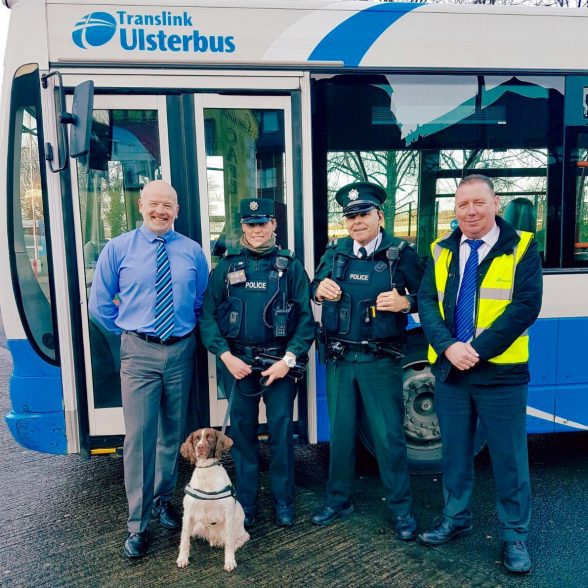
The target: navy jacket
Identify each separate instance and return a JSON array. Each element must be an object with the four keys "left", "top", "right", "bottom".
[{"left": 418, "top": 216, "right": 543, "bottom": 385}]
